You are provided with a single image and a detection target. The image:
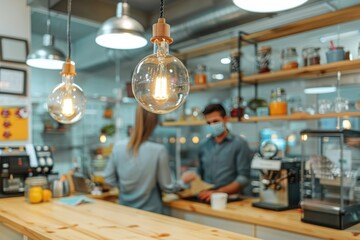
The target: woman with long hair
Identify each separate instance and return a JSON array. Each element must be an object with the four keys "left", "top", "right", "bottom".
[{"left": 104, "top": 106, "right": 194, "bottom": 214}]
